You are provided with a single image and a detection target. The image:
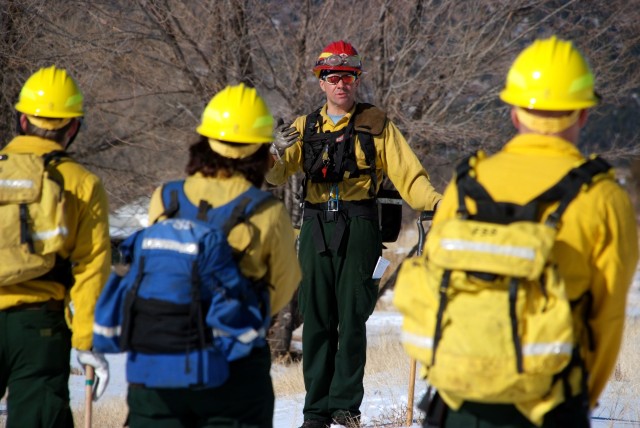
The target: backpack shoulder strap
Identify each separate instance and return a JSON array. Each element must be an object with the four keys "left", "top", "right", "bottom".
[
  {"left": 219, "top": 187, "right": 275, "bottom": 235},
  {"left": 357, "top": 130, "right": 378, "bottom": 198},
  {"left": 302, "top": 107, "right": 324, "bottom": 143},
  {"left": 455, "top": 152, "right": 612, "bottom": 226},
  {"left": 159, "top": 180, "right": 191, "bottom": 220},
  {"left": 535, "top": 155, "right": 612, "bottom": 227},
  {"left": 42, "top": 150, "right": 70, "bottom": 167},
  {"left": 454, "top": 151, "right": 495, "bottom": 219},
  {"left": 299, "top": 106, "right": 325, "bottom": 201}
]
